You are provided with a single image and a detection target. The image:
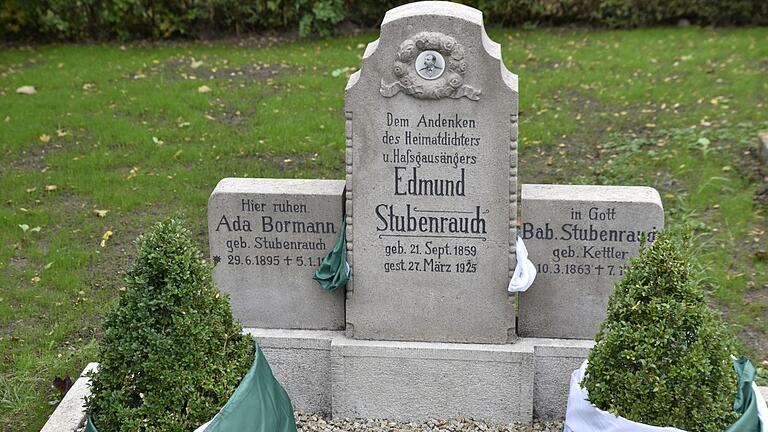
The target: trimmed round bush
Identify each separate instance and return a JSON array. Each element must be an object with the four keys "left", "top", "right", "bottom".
[
  {"left": 582, "top": 229, "right": 738, "bottom": 432},
  {"left": 86, "top": 217, "right": 254, "bottom": 432}
]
